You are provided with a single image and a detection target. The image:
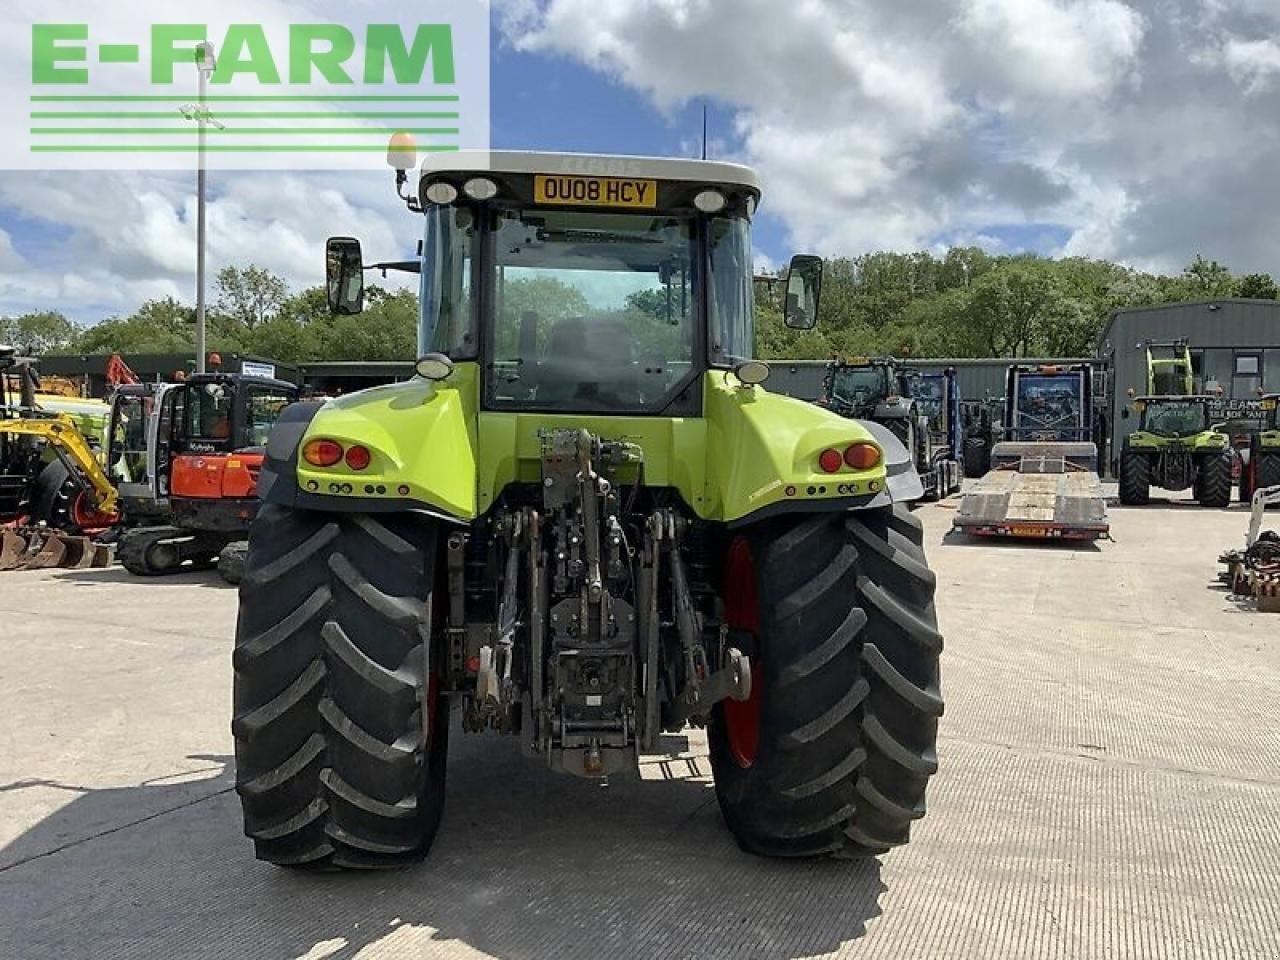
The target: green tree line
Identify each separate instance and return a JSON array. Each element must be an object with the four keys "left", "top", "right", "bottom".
[
  {"left": 756, "top": 251, "right": 1277, "bottom": 361},
  {"left": 1, "top": 253, "right": 1275, "bottom": 364}
]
